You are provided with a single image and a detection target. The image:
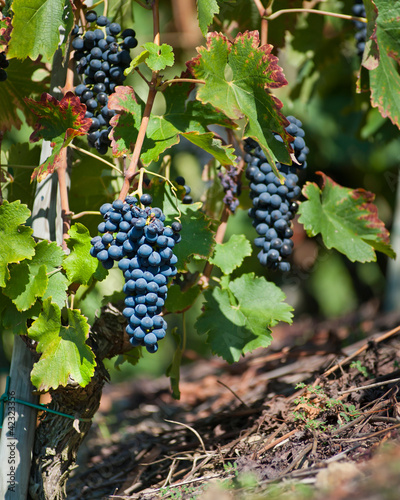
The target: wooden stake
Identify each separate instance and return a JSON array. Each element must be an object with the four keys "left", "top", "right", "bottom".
[{"left": 0, "top": 337, "right": 39, "bottom": 499}]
